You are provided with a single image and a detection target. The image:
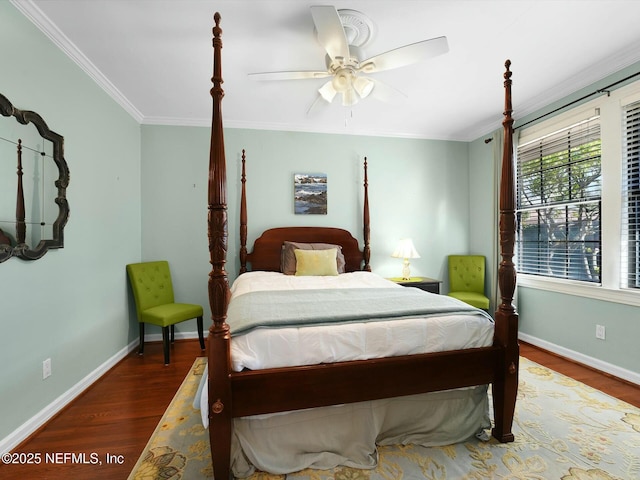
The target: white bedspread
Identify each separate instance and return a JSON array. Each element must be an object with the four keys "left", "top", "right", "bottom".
[{"left": 228, "top": 271, "right": 494, "bottom": 371}]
